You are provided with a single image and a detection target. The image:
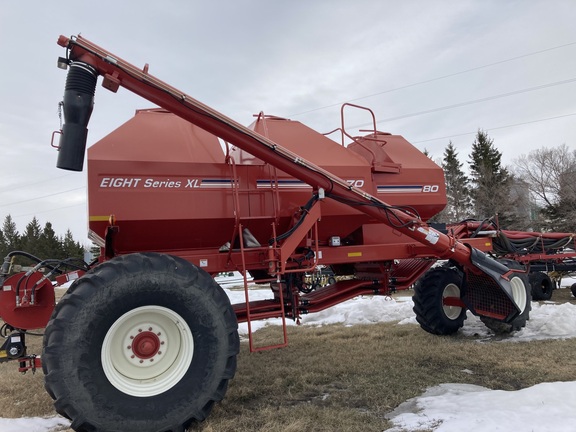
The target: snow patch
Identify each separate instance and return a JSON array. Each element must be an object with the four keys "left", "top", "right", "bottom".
[
  {"left": 386, "top": 381, "right": 576, "bottom": 432},
  {"left": 0, "top": 416, "right": 70, "bottom": 432}
]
